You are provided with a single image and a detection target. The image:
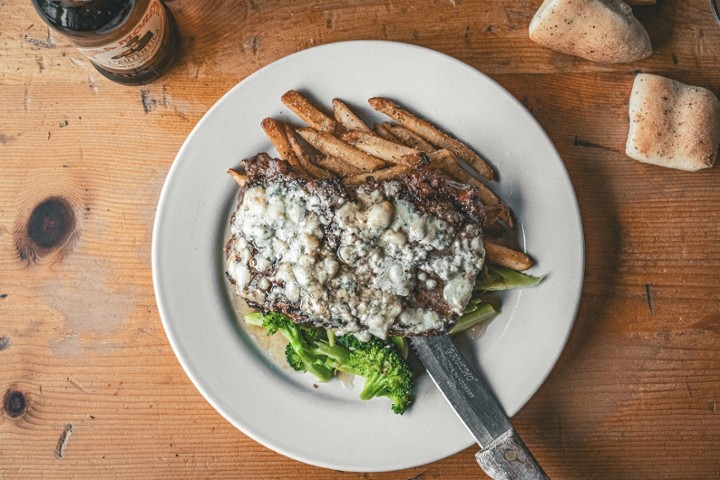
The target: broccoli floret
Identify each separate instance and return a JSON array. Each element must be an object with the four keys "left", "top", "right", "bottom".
[
  {"left": 284, "top": 343, "right": 305, "bottom": 372},
  {"left": 256, "top": 312, "right": 414, "bottom": 414},
  {"left": 261, "top": 313, "right": 335, "bottom": 382},
  {"left": 312, "top": 339, "right": 350, "bottom": 367},
  {"left": 337, "top": 336, "right": 414, "bottom": 414}
]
